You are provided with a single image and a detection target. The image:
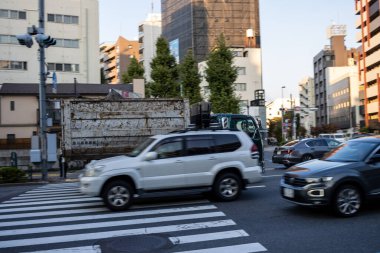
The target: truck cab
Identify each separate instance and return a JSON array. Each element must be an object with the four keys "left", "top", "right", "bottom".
[{"left": 210, "top": 114, "right": 264, "bottom": 169}]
